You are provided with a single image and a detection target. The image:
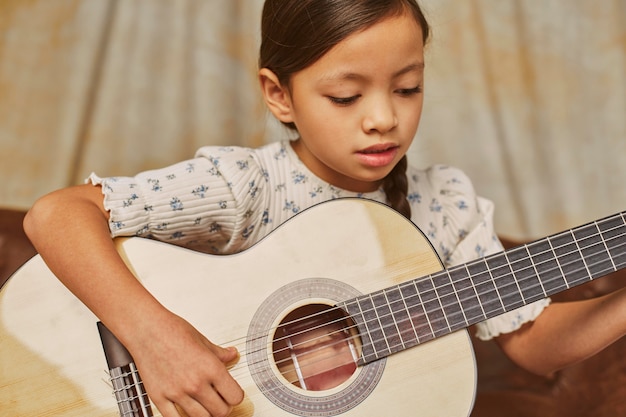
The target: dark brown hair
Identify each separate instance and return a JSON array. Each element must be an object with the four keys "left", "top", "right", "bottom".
[{"left": 259, "top": 0, "right": 430, "bottom": 219}]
